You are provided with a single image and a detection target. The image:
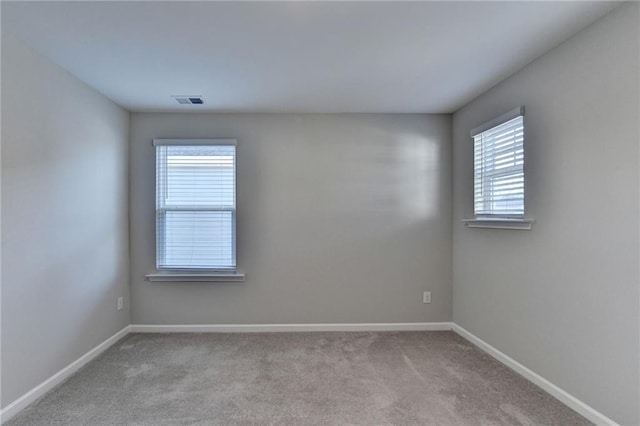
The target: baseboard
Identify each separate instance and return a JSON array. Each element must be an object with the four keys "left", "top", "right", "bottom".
[
  {"left": 451, "top": 324, "right": 618, "bottom": 426},
  {"left": 129, "top": 322, "right": 454, "bottom": 333},
  {"left": 0, "top": 325, "right": 131, "bottom": 424}
]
